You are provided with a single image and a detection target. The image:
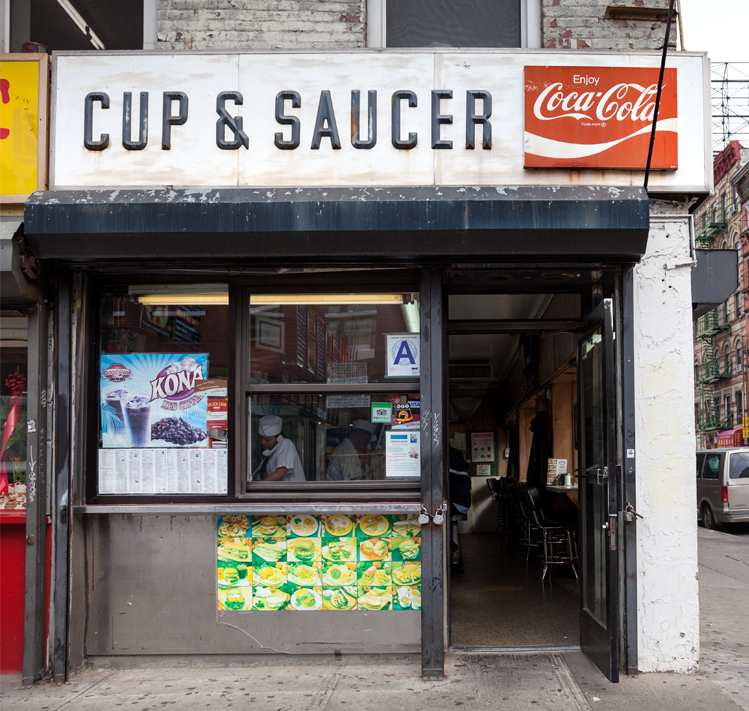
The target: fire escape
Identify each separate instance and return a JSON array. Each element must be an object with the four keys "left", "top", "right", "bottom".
[
  {"left": 696, "top": 309, "right": 732, "bottom": 431},
  {"left": 695, "top": 199, "right": 733, "bottom": 432}
]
